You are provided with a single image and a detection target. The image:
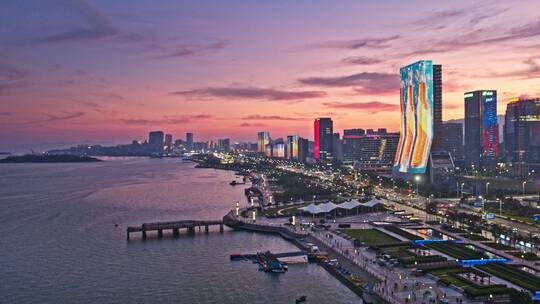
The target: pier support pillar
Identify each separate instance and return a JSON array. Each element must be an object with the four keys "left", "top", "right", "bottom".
[
  {"left": 198, "top": 226, "right": 201, "bottom": 232},
  {"left": 173, "top": 228, "right": 180, "bottom": 237},
  {"left": 220, "top": 224, "right": 224, "bottom": 233},
  {"left": 205, "top": 225, "right": 209, "bottom": 233},
  {"left": 188, "top": 227, "right": 195, "bottom": 234},
  {"left": 142, "top": 230, "right": 147, "bottom": 240},
  {"left": 126, "top": 232, "right": 130, "bottom": 241},
  {"left": 158, "top": 229, "right": 163, "bottom": 238}
]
